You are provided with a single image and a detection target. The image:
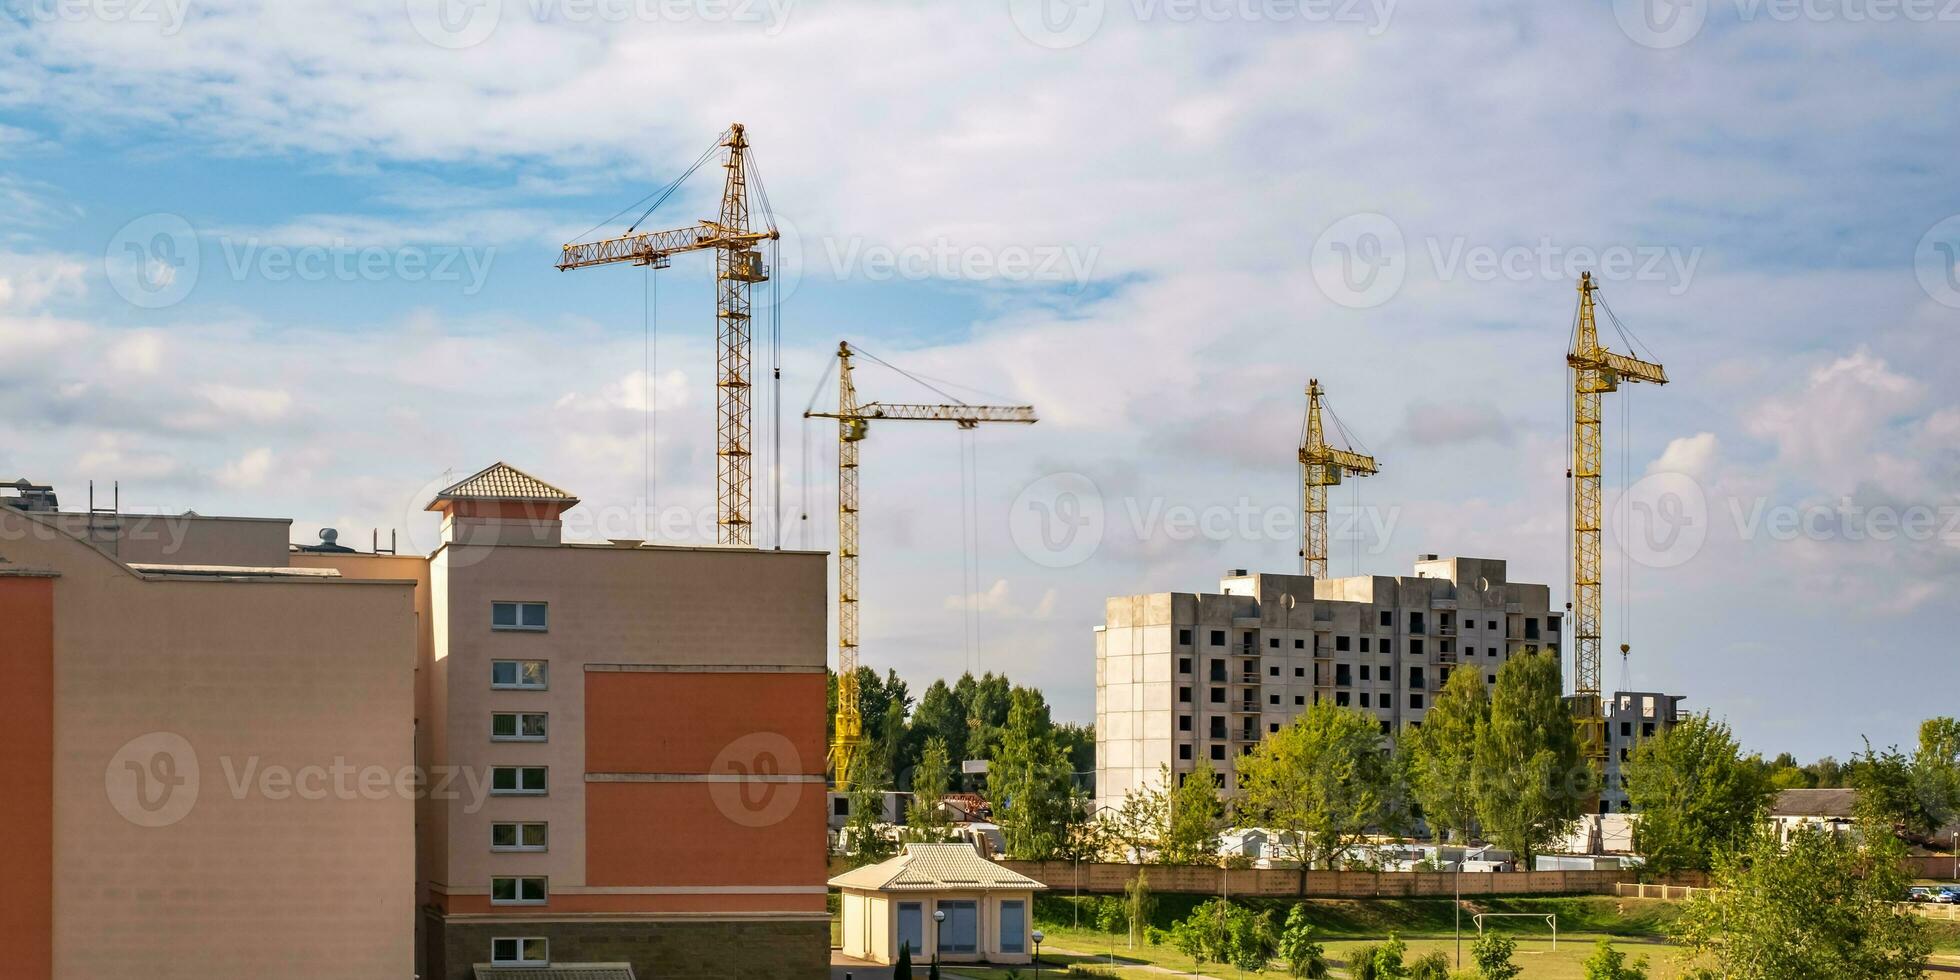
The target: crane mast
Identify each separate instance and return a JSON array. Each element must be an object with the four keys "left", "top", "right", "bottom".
[
  {"left": 1299, "top": 379, "right": 1378, "bottom": 579},
  {"left": 1567, "top": 272, "right": 1667, "bottom": 796},
  {"left": 807, "top": 342, "right": 1037, "bottom": 790},
  {"left": 557, "top": 123, "right": 778, "bottom": 546}
]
